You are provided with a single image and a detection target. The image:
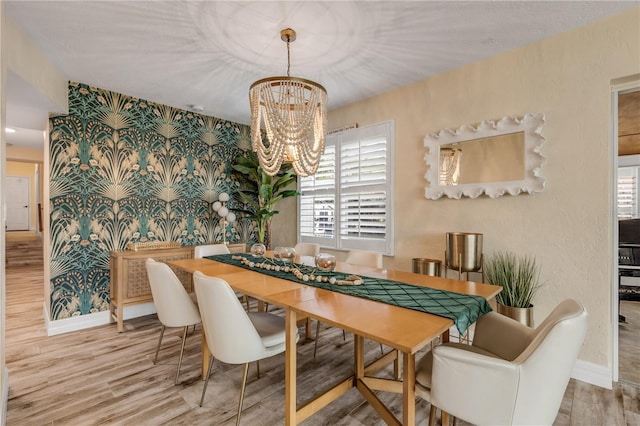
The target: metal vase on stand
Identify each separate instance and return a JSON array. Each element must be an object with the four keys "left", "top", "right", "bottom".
[
  {"left": 445, "top": 232, "right": 483, "bottom": 280},
  {"left": 497, "top": 303, "right": 534, "bottom": 327}
]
